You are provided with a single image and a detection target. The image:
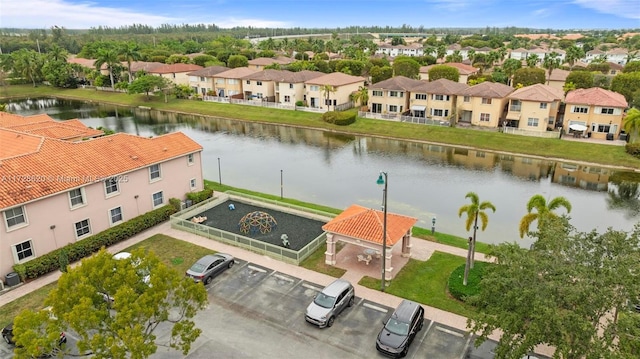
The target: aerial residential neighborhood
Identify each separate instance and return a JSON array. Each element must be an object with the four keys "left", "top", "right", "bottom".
[{"left": 1, "top": 1, "right": 640, "bottom": 357}]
